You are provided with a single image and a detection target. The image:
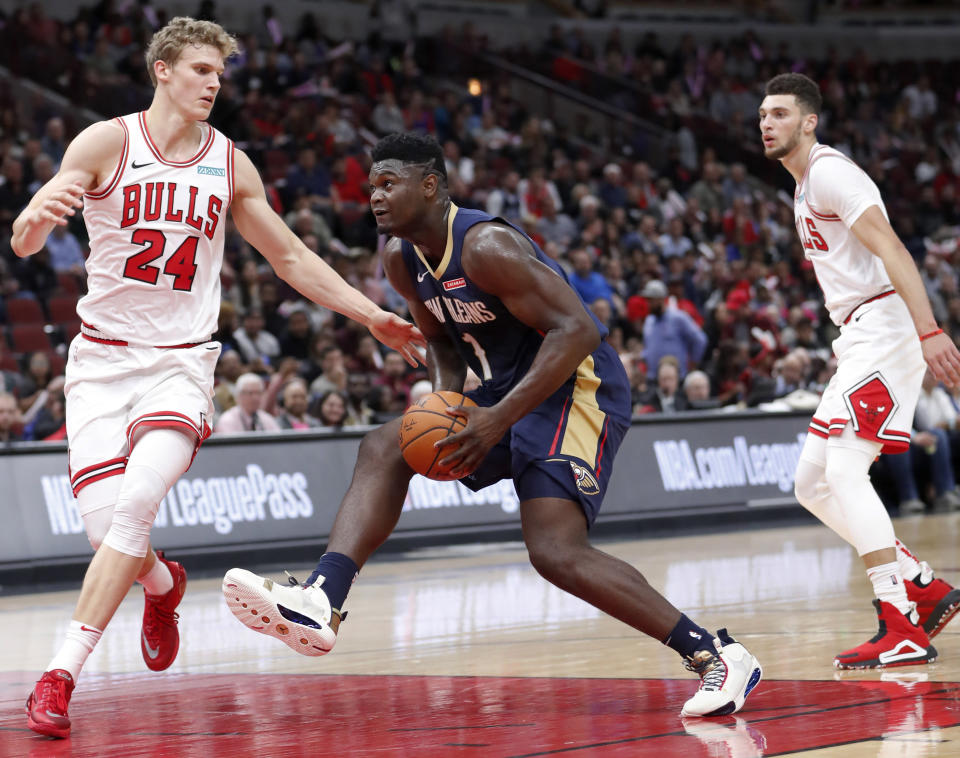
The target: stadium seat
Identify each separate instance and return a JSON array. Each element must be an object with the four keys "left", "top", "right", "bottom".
[
  {"left": 56, "top": 272, "right": 83, "bottom": 295},
  {"left": 10, "top": 324, "right": 53, "bottom": 354},
  {"left": 5, "top": 297, "right": 46, "bottom": 325},
  {"left": 48, "top": 294, "right": 79, "bottom": 325},
  {"left": 0, "top": 353, "right": 19, "bottom": 373},
  {"left": 46, "top": 350, "right": 67, "bottom": 377},
  {"left": 60, "top": 320, "right": 82, "bottom": 346}
]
